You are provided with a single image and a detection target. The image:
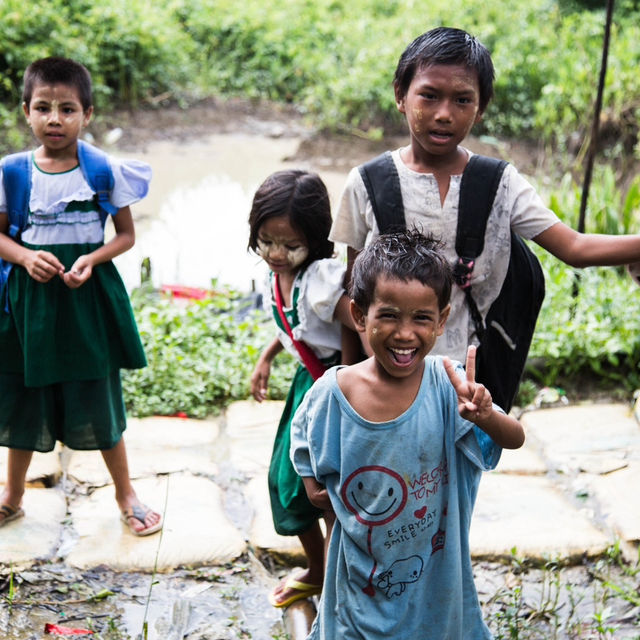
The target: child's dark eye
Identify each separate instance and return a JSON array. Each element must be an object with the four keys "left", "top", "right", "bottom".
[{"left": 285, "top": 245, "right": 301, "bottom": 251}]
